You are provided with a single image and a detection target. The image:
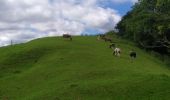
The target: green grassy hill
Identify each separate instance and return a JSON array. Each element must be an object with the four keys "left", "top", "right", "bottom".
[{"left": 0, "top": 36, "right": 170, "bottom": 100}]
